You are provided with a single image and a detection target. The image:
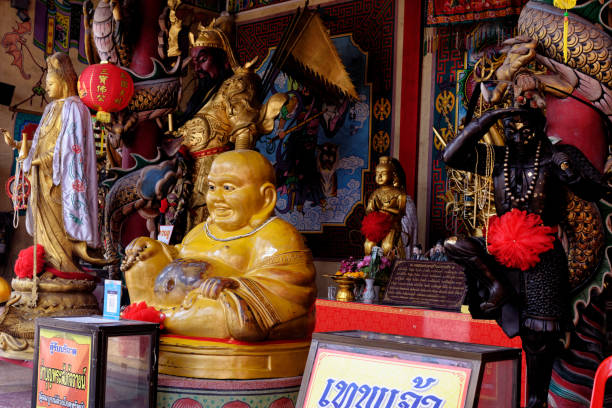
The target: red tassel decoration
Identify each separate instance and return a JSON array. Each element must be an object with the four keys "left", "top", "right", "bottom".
[
  {"left": 361, "top": 211, "right": 393, "bottom": 243},
  {"left": 121, "top": 301, "right": 166, "bottom": 329},
  {"left": 14, "top": 245, "right": 45, "bottom": 279},
  {"left": 487, "top": 209, "right": 557, "bottom": 271}
]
